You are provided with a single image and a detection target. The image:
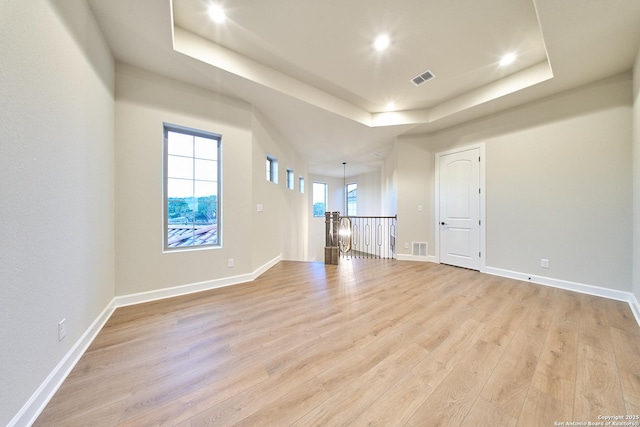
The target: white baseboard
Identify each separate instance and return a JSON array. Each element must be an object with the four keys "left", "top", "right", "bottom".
[
  {"left": 115, "top": 255, "right": 282, "bottom": 308},
  {"left": 10, "top": 254, "right": 282, "bottom": 427},
  {"left": 396, "top": 254, "right": 438, "bottom": 263},
  {"left": 629, "top": 293, "right": 640, "bottom": 328},
  {"left": 395, "top": 258, "right": 640, "bottom": 328},
  {"left": 485, "top": 266, "right": 640, "bottom": 328},
  {"left": 9, "top": 300, "right": 116, "bottom": 427},
  {"left": 252, "top": 255, "right": 282, "bottom": 279},
  {"left": 114, "top": 273, "right": 253, "bottom": 308}
]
